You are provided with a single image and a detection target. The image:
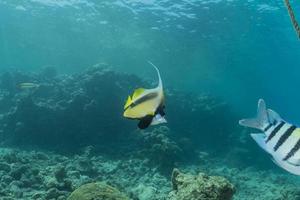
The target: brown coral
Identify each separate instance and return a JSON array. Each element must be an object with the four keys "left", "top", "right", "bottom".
[{"left": 168, "top": 168, "right": 235, "bottom": 200}]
